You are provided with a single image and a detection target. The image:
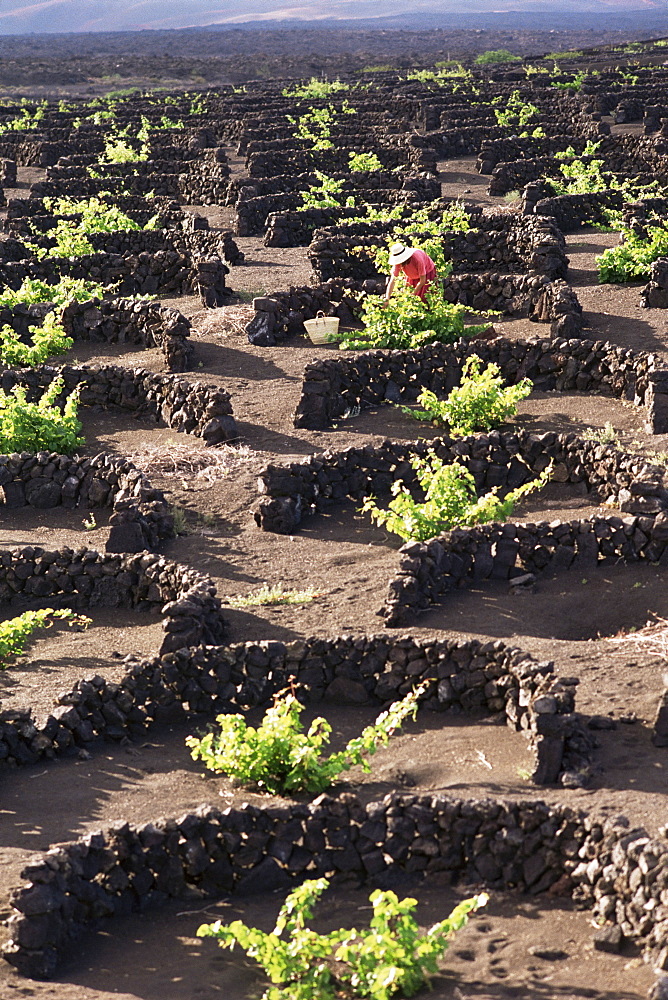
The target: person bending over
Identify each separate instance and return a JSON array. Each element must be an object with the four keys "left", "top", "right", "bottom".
[{"left": 384, "top": 242, "right": 437, "bottom": 304}]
